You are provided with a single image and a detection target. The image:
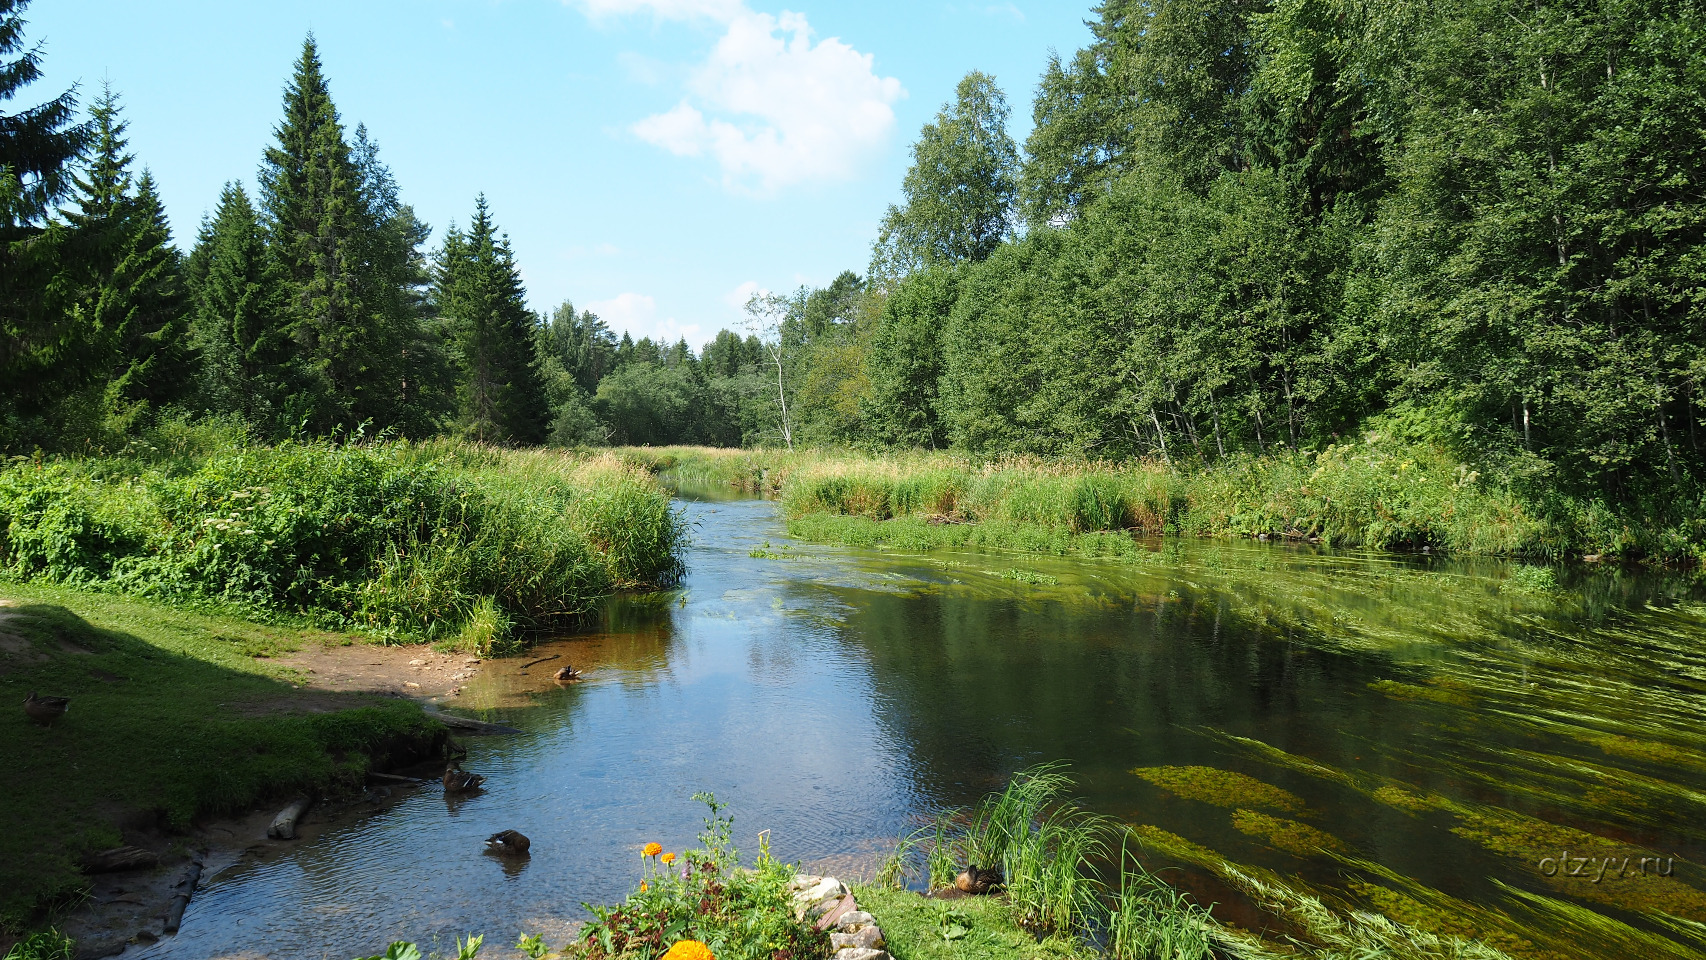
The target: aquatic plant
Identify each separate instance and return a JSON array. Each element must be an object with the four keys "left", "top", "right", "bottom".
[{"left": 1132, "top": 766, "right": 1305, "bottom": 813}]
